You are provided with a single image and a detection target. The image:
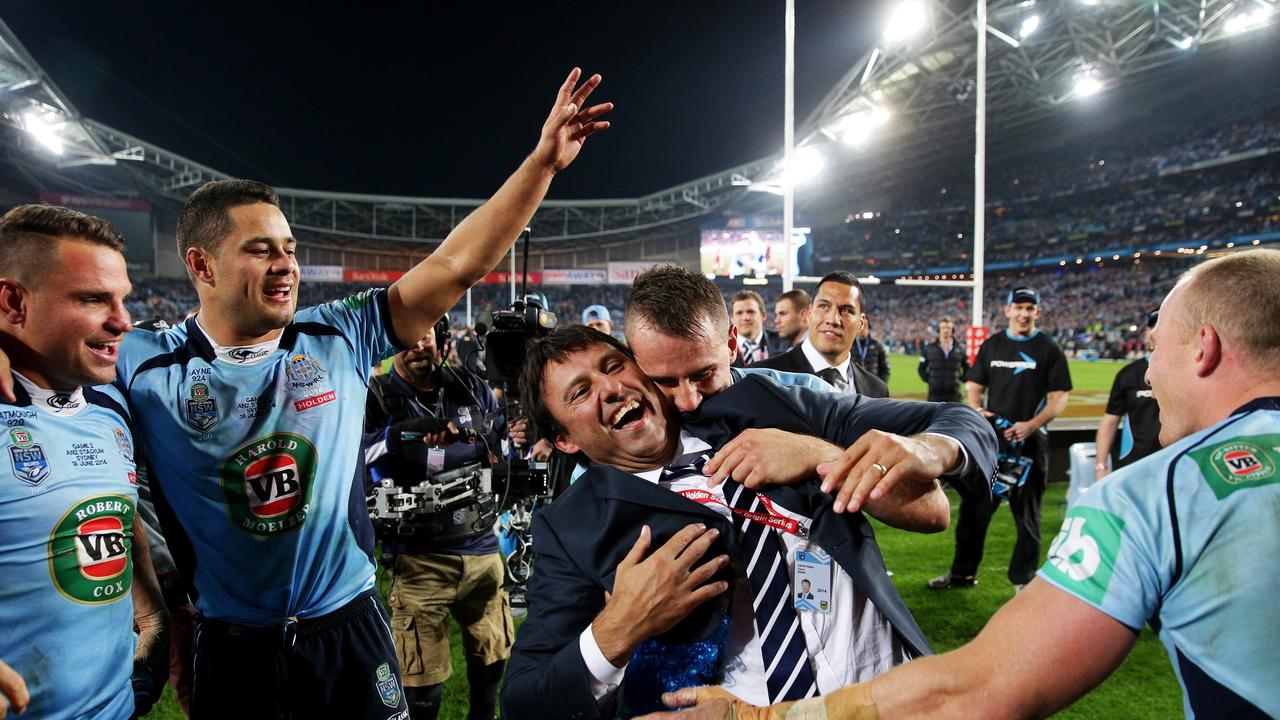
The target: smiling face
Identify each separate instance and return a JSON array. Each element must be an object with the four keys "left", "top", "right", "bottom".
[
  {"left": 1005, "top": 301, "right": 1040, "bottom": 337},
  {"left": 191, "top": 202, "right": 299, "bottom": 342},
  {"left": 12, "top": 239, "right": 132, "bottom": 389},
  {"left": 542, "top": 341, "right": 679, "bottom": 472},
  {"left": 808, "top": 281, "right": 862, "bottom": 365},
  {"left": 628, "top": 314, "right": 734, "bottom": 413},
  {"left": 1145, "top": 284, "right": 1199, "bottom": 447}
]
